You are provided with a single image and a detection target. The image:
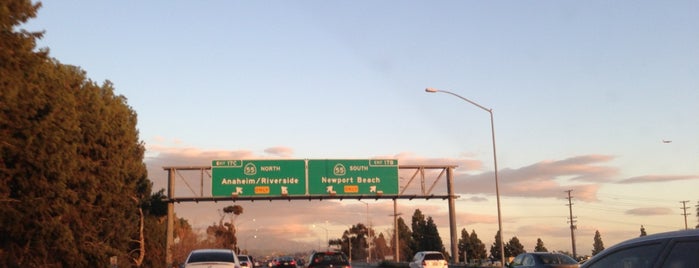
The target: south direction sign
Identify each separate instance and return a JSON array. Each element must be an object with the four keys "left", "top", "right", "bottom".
[
  {"left": 307, "top": 159, "right": 399, "bottom": 195},
  {"left": 211, "top": 160, "right": 306, "bottom": 197}
]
